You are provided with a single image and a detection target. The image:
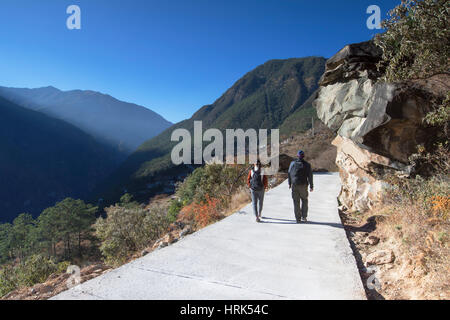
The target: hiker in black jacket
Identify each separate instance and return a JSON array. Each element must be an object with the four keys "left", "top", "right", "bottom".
[
  {"left": 288, "top": 150, "right": 314, "bottom": 223},
  {"left": 247, "top": 160, "right": 268, "bottom": 223}
]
